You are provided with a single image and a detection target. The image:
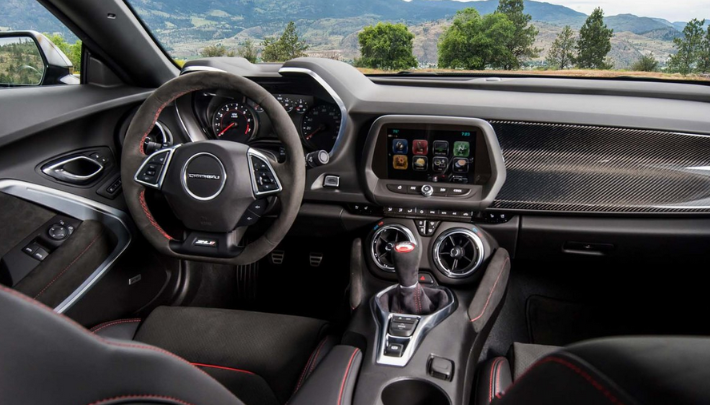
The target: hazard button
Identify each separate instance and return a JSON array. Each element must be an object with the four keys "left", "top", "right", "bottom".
[{"left": 418, "top": 273, "right": 434, "bottom": 285}]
